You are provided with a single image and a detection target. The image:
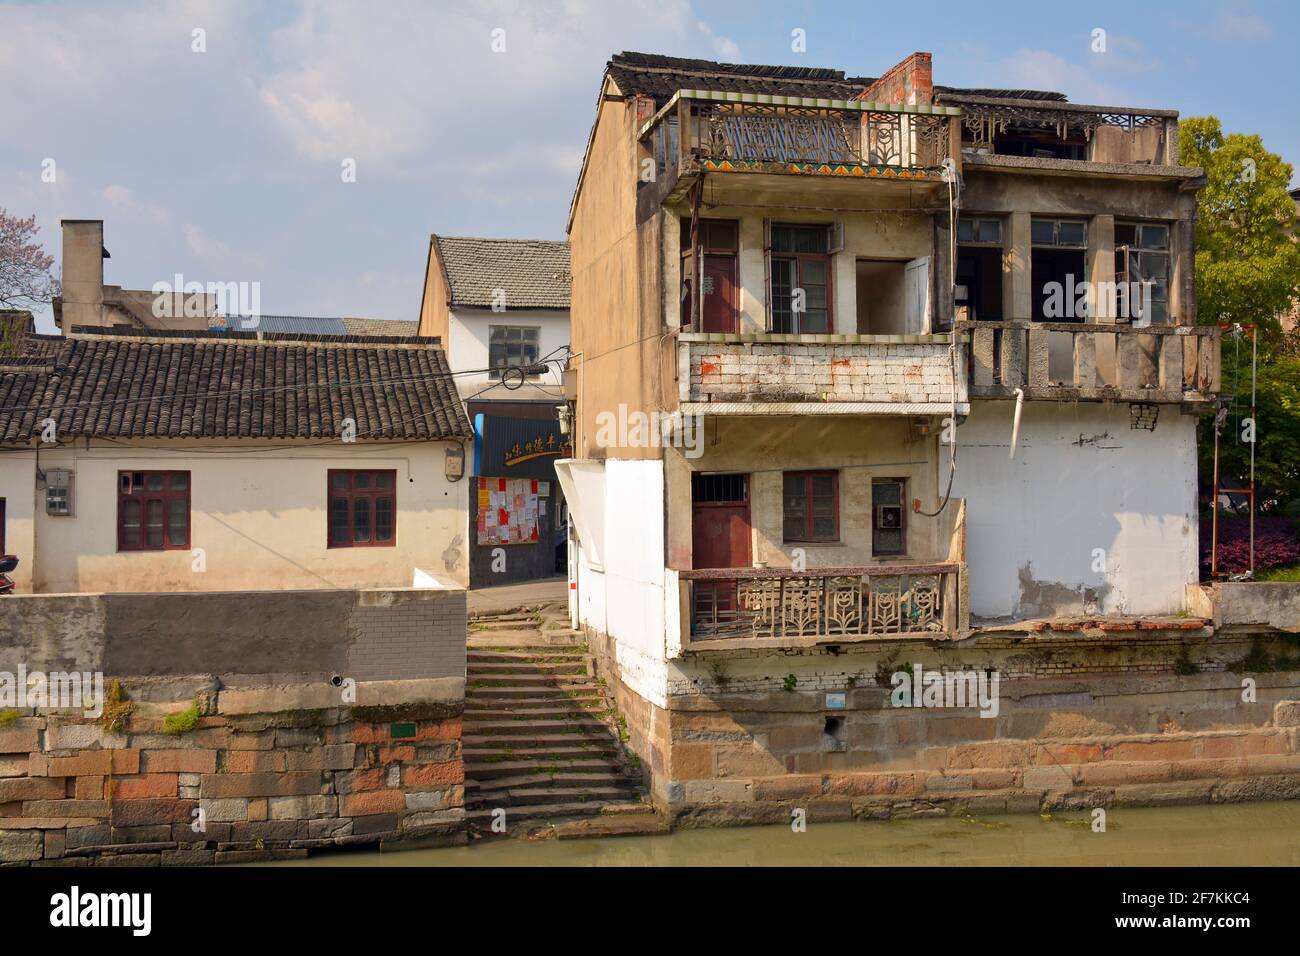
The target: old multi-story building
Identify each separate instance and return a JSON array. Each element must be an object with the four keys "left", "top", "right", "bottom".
[{"left": 549, "top": 52, "right": 1281, "bottom": 820}]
